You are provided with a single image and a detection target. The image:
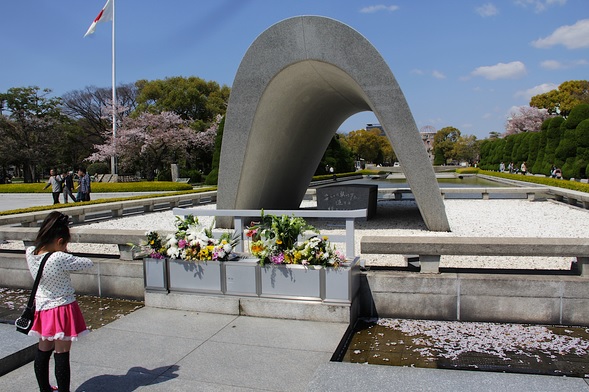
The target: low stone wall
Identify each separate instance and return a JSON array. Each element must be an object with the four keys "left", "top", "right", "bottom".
[
  {"left": 4, "top": 250, "right": 589, "bottom": 326},
  {"left": 0, "top": 253, "right": 144, "bottom": 301},
  {"left": 359, "top": 271, "right": 589, "bottom": 326}
]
